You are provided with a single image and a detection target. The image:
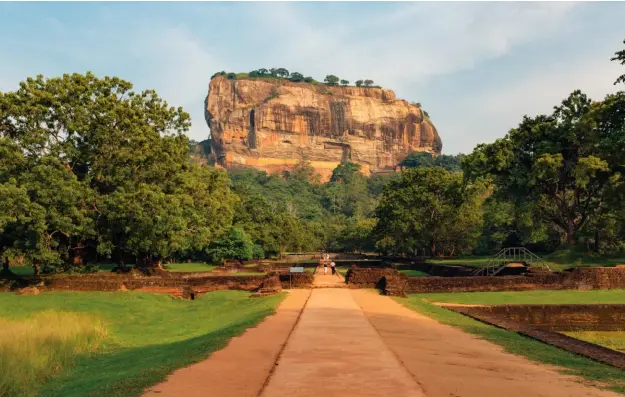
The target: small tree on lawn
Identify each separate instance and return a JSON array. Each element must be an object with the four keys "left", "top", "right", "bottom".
[{"left": 205, "top": 227, "right": 254, "bottom": 264}]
